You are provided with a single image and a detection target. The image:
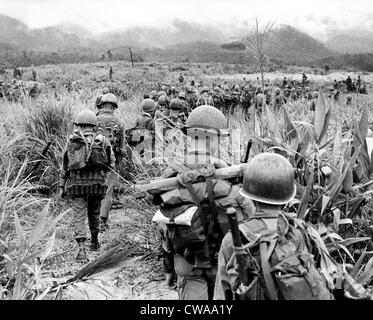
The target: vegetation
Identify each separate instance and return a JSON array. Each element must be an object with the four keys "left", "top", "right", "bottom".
[{"left": 0, "top": 61, "right": 372, "bottom": 299}]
